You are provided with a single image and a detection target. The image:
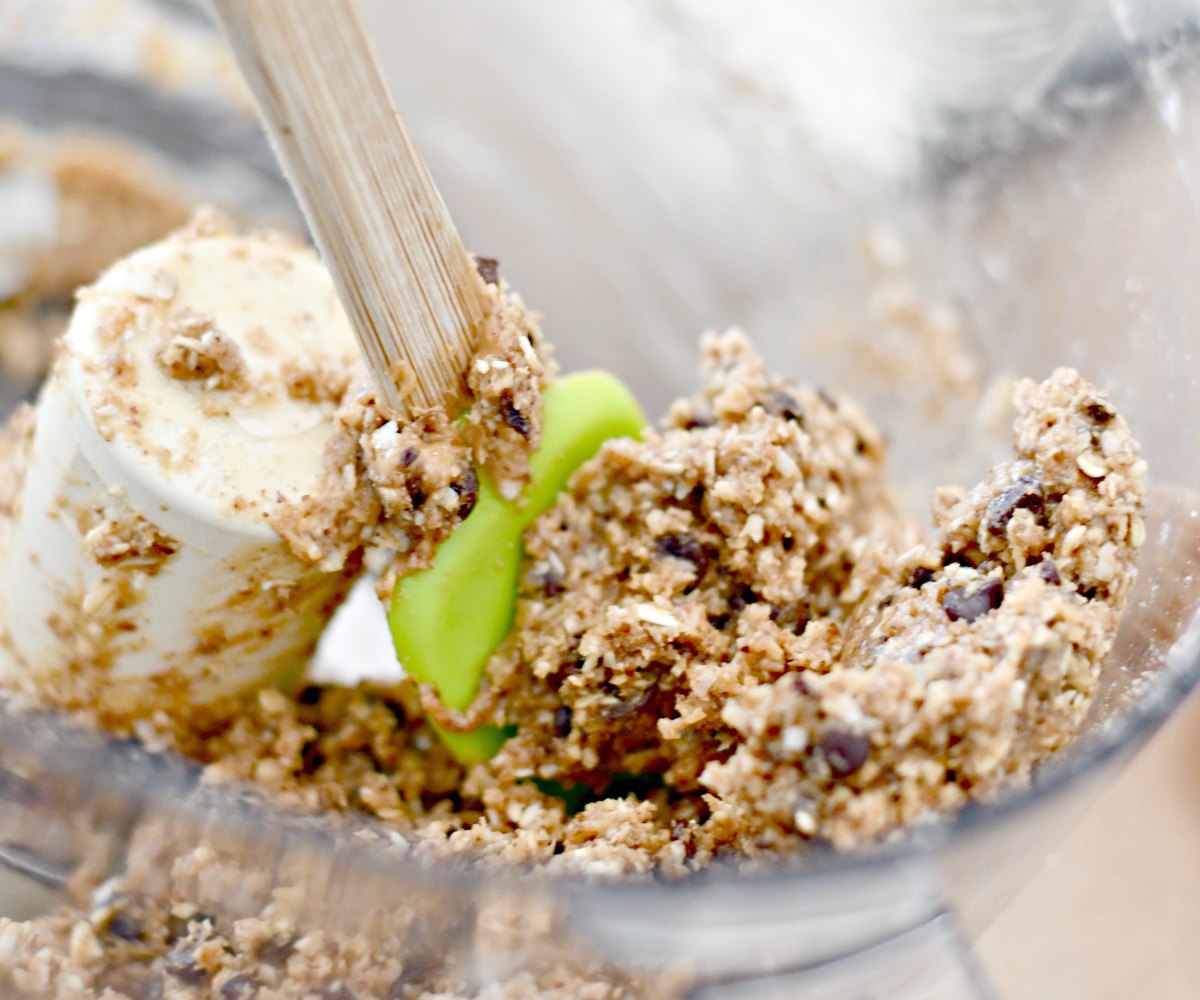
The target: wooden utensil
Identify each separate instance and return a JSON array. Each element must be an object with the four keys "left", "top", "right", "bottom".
[{"left": 210, "top": 0, "right": 484, "bottom": 417}]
